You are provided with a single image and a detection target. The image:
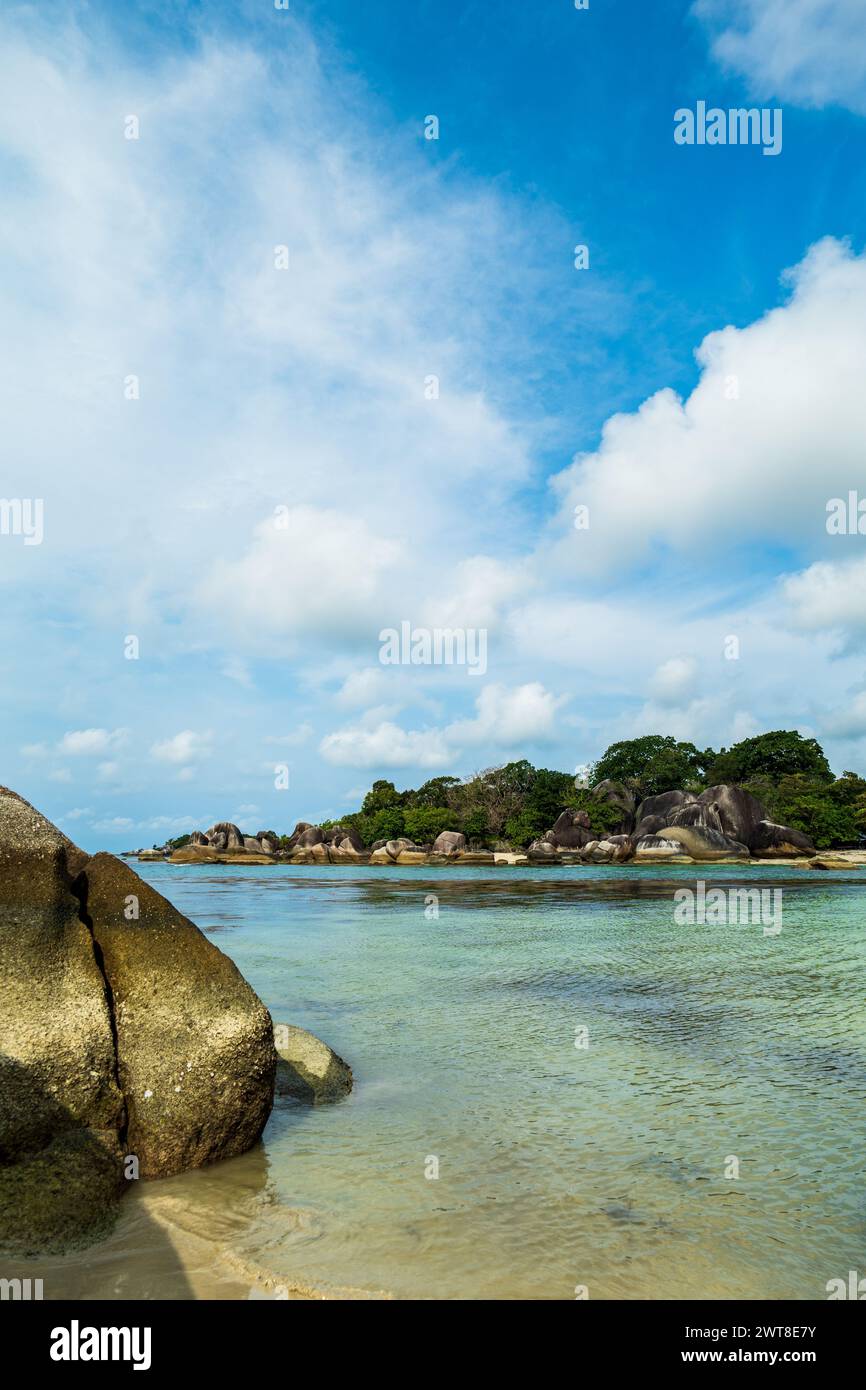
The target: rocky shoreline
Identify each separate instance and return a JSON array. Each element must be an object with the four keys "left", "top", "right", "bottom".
[{"left": 137, "top": 781, "right": 863, "bottom": 869}]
